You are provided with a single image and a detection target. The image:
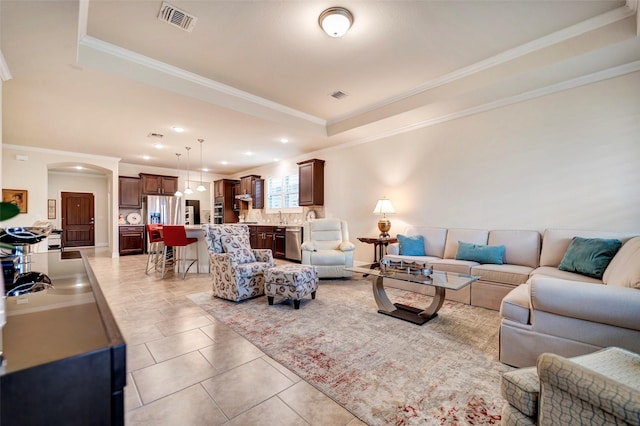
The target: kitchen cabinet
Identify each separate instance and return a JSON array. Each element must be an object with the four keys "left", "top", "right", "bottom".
[
  {"left": 118, "top": 225, "right": 144, "bottom": 255},
  {"left": 298, "top": 159, "right": 325, "bottom": 206},
  {"left": 1, "top": 252, "right": 126, "bottom": 426},
  {"left": 118, "top": 176, "right": 142, "bottom": 208},
  {"left": 213, "top": 179, "right": 239, "bottom": 223},
  {"left": 239, "top": 175, "right": 264, "bottom": 209},
  {"left": 139, "top": 173, "right": 178, "bottom": 195},
  {"left": 248, "top": 225, "right": 286, "bottom": 259}
]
